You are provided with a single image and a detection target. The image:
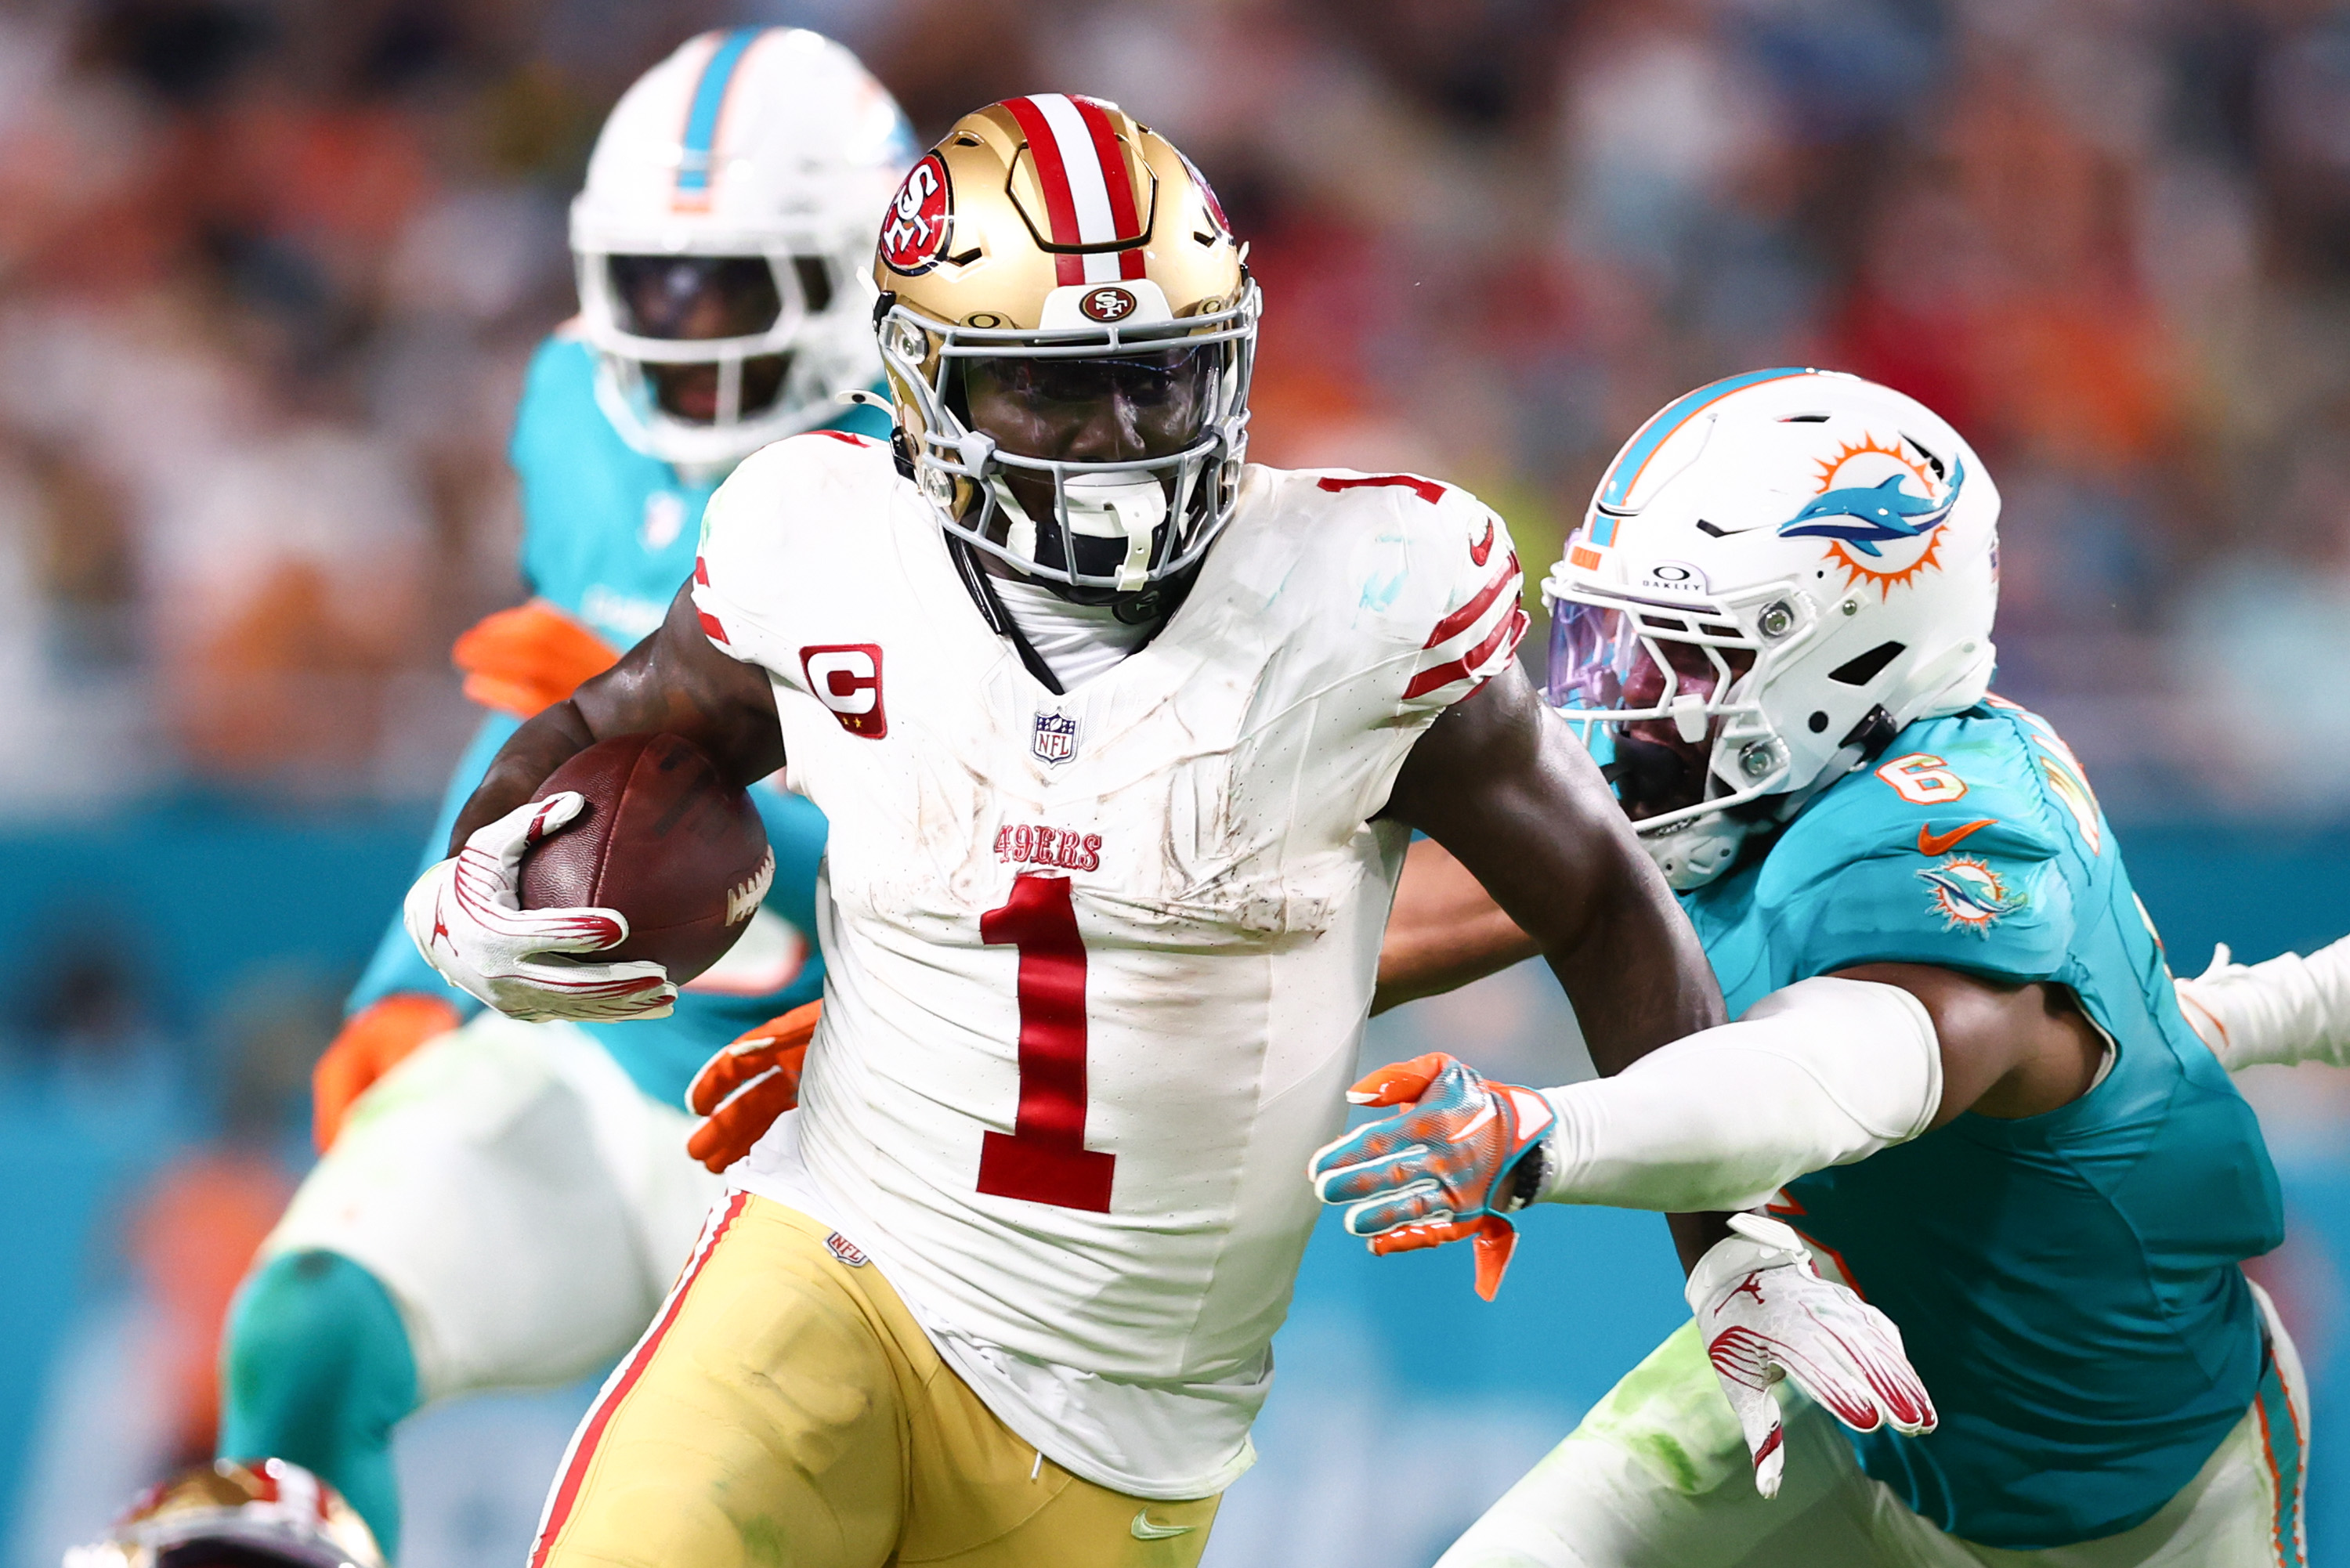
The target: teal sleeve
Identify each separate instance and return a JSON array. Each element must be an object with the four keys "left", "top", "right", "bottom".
[
  {"left": 342, "top": 714, "right": 520, "bottom": 1019},
  {"left": 1780, "top": 816, "right": 2076, "bottom": 985},
  {"left": 508, "top": 338, "right": 576, "bottom": 597}
]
